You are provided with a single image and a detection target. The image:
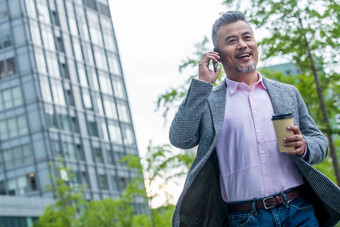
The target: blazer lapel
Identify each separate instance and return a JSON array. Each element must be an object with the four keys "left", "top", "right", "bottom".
[
  {"left": 263, "top": 77, "right": 293, "bottom": 115},
  {"left": 208, "top": 80, "right": 226, "bottom": 141}
]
